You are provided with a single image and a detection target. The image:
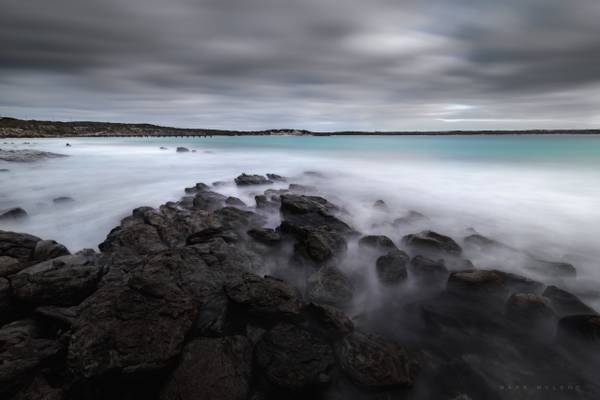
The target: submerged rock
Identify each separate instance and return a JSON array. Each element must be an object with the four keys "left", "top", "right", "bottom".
[
  {"left": 505, "top": 293, "right": 555, "bottom": 323},
  {"left": 393, "top": 211, "right": 427, "bottom": 226},
  {"left": 447, "top": 270, "right": 508, "bottom": 298},
  {"left": 247, "top": 228, "right": 281, "bottom": 246},
  {"left": 52, "top": 196, "right": 74, "bottom": 204},
  {"left": 176, "top": 147, "right": 190, "bottom": 152},
  {"left": 0, "top": 207, "right": 28, "bottom": 221},
  {"left": 557, "top": 315, "right": 600, "bottom": 345},
  {"left": 358, "top": 235, "right": 398, "bottom": 252},
  {"left": 266, "top": 173, "right": 286, "bottom": 182},
  {"left": 304, "top": 302, "right": 354, "bottom": 338},
  {"left": 0, "top": 149, "right": 67, "bottom": 162},
  {"left": 376, "top": 250, "right": 409, "bottom": 285},
  {"left": 409, "top": 255, "right": 448, "bottom": 278},
  {"left": 234, "top": 173, "right": 272, "bottom": 186},
  {"left": 225, "top": 196, "right": 246, "bottom": 207},
  {"left": 402, "top": 230, "right": 462, "bottom": 255}
]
